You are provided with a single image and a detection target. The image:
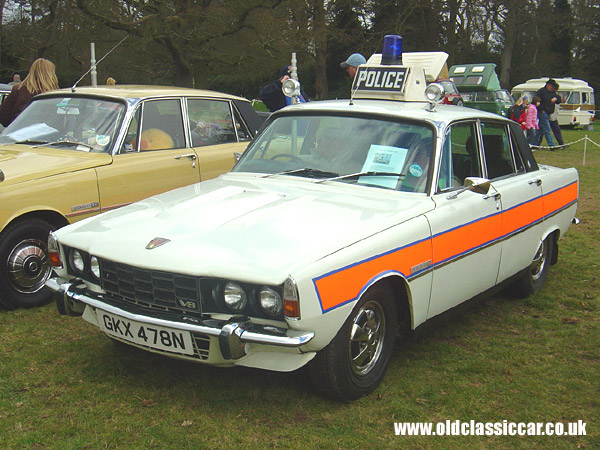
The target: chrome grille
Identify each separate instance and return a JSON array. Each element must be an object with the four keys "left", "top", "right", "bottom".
[{"left": 99, "top": 259, "right": 201, "bottom": 313}]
